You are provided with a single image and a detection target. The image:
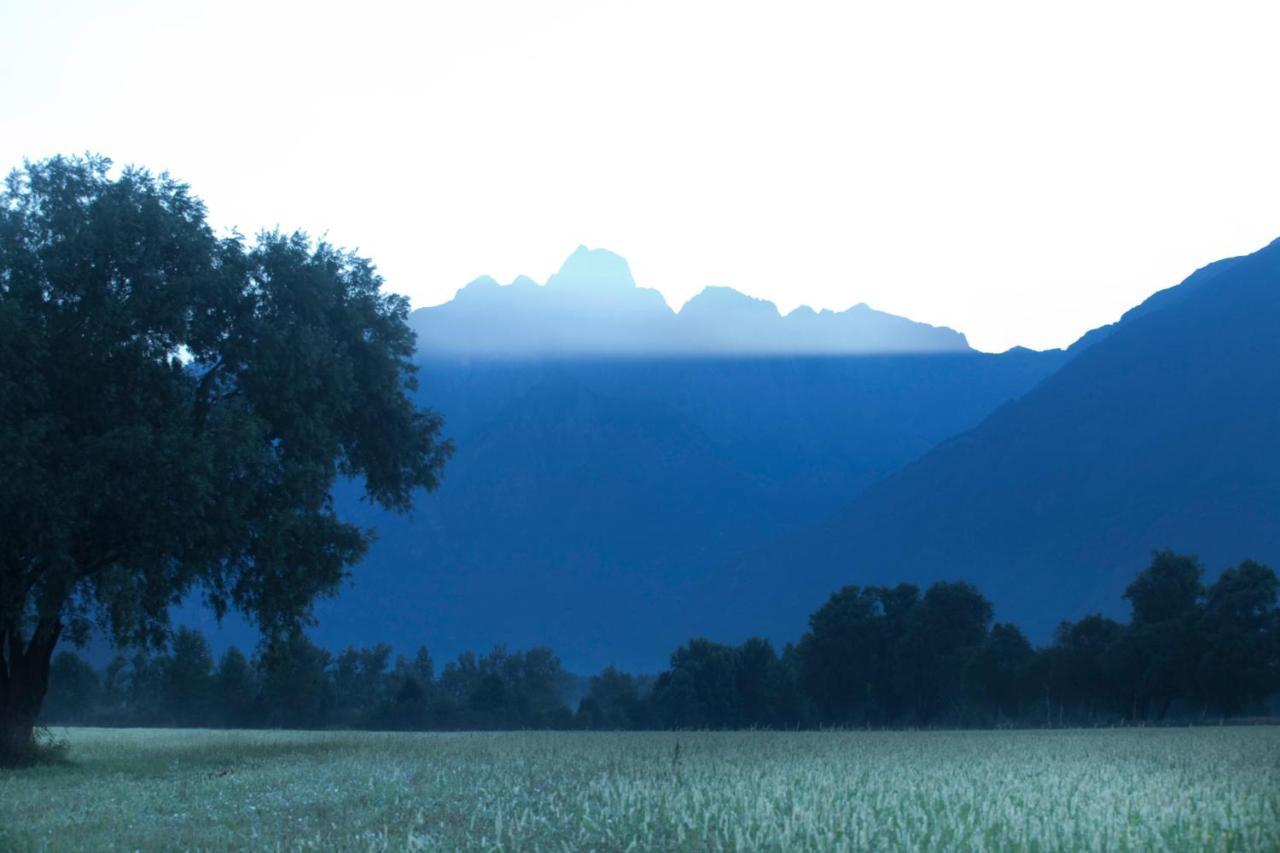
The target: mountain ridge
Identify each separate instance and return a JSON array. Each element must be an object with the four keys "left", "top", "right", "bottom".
[
  {"left": 411, "top": 246, "right": 971, "bottom": 357},
  {"left": 179, "top": 239, "right": 1278, "bottom": 672},
  {"left": 701, "top": 236, "right": 1280, "bottom": 646}
]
